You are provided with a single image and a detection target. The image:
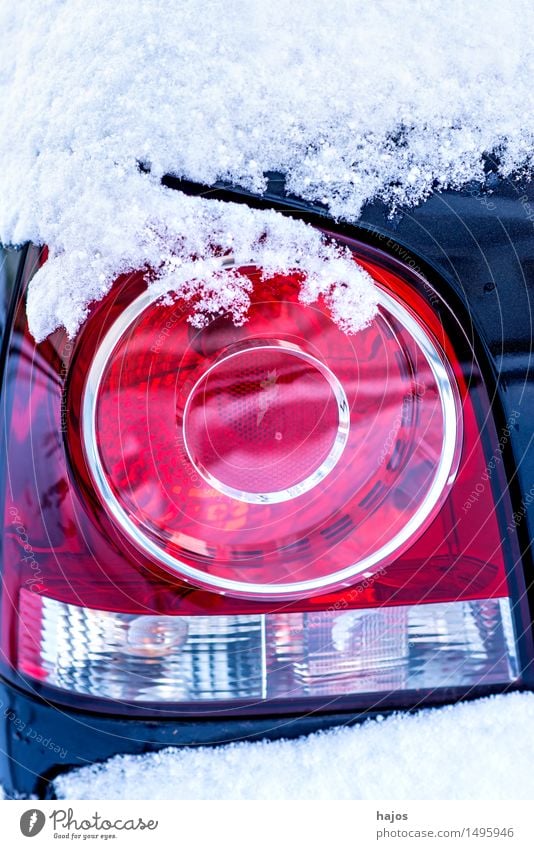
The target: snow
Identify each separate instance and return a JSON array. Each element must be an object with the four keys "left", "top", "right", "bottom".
[
  {"left": 52, "top": 693, "right": 534, "bottom": 800},
  {"left": 2, "top": 0, "right": 534, "bottom": 803},
  {"left": 2, "top": 1, "right": 534, "bottom": 338}
]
